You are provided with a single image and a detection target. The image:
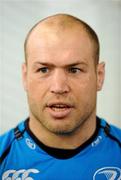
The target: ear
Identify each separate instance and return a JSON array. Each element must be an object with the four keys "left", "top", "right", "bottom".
[
  {"left": 22, "top": 63, "right": 28, "bottom": 91},
  {"left": 97, "top": 62, "right": 105, "bottom": 91}
]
